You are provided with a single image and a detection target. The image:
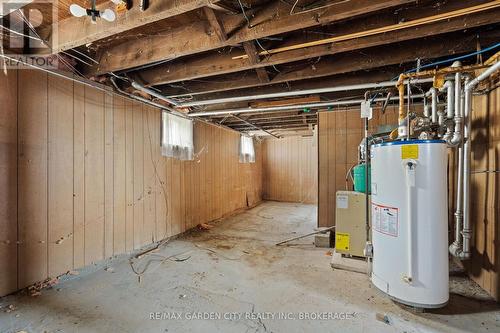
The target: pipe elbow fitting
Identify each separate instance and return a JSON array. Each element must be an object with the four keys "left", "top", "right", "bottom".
[
  {"left": 447, "top": 133, "right": 462, "bottom": 147},
  {"left": 449, "top": 242, "right": 462, "bottom": 257},
  {"left": 447, "top": 117, "right": 463, "bottom": 147}
]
